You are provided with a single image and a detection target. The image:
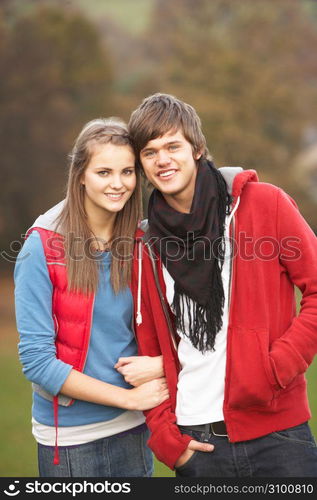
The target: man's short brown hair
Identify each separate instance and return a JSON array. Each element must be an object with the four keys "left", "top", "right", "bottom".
[{"left": 128, "top": 93, "right": 210, "bottom": 160}]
